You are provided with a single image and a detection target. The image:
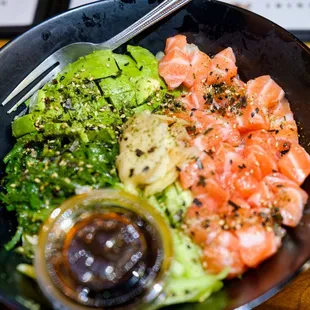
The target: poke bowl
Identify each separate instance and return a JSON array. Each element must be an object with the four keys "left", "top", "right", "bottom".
[{"left": 0, "top": 0, "right": 310, "bottom": 310}]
